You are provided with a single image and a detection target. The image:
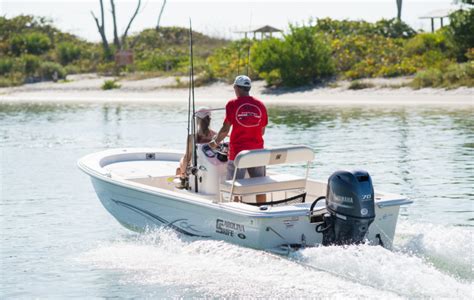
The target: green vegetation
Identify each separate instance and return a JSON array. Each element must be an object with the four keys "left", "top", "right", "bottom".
[
  {"left": 207, "top": 39, "right": 254, "bottom": 82},
  {"left": 447, "top": 9, "right": 474, "bottom": 61},
  {"left": 313, "top": 17, "right": 416, "bottom": 39},
  {"left": 101, "top": 79, "right": 121, "bottom": 90},
  {"left": 319, "top": 19, "right": 457, "bottom": 80},
  {"left": 206, "top": 15, "right": 472, "bottom": 88},
  {"left": 0, "top": 16, "right": 226, "bottom": 87},
  {"left": 411, "top": 62, "right": 474, "bottom": 89},
  {"left": 348, "top": 81, "right": 375, "bottom": 90},
  {"left": 0, "top": 15, "right": 101, "bottom": 86},
  {"left": 251, "top": 25, "right": 334, "bottom": 87},
  {"left": 1, "top": 11, "right": 473, "bottom": 90},
  {"left": 131, "top": 27, "right": 227, "bottom": 75}
]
